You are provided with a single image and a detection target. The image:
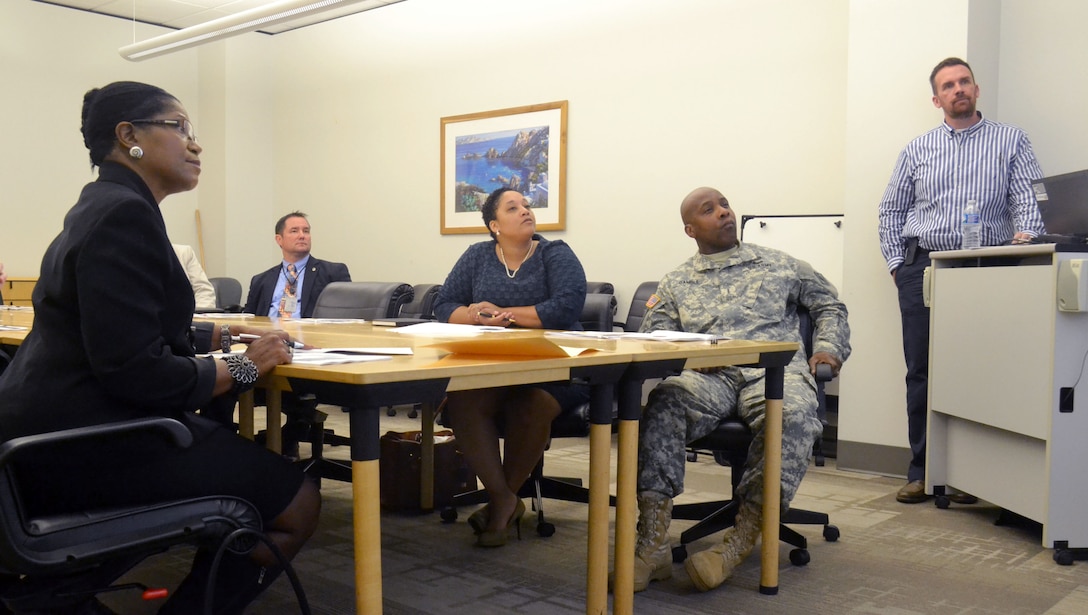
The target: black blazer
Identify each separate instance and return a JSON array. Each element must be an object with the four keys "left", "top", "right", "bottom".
[
  {"left": 243, "top": 256, "right": 351, "bottom": 318},
  {"left": 0, "top": 163, "right": 218, "bottom": 439}
]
